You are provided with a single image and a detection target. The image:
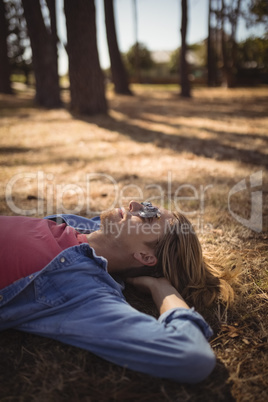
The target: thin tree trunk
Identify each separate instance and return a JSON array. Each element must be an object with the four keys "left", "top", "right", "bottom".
[
  {"left": 230, "top": 0, "right": 241, "bottom": 87},
  {"left": 207, "top": 0, "right": 218, "bottom": 86},
  {"left": 132, "top": 0, "right": 141, "bottom": 83},
  {"left": 64, "top": 0, "right": 107, "bottom": 115},
  {"left": 46, "top": 0, "right": 58, "bottom": 41},
  {"left": 216, "top": 0, "right": 222, "bottom": 84},
  {"left": 207, "top": 0, "right": 213, "bottom": 86},
  {"left": 221, "top": 0, "right": 229, "bottom": 86},
  {"left": 104, "top": 0, "right": 132, "bottom": 95},
  {"left": 0, "top": 0, "right": 12, "bottom": 94},
  {"left": 180, "top": 0, "right": 191, "bottom": 97},
  {"left": 220, "top": 0, "right": 237, "bottom": 87},
  {"left": 46, "top": 0, "right": 59, "bottom": 62},
  {"left": 21, "top": 0, "right": 61, "bottom": 107}
]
